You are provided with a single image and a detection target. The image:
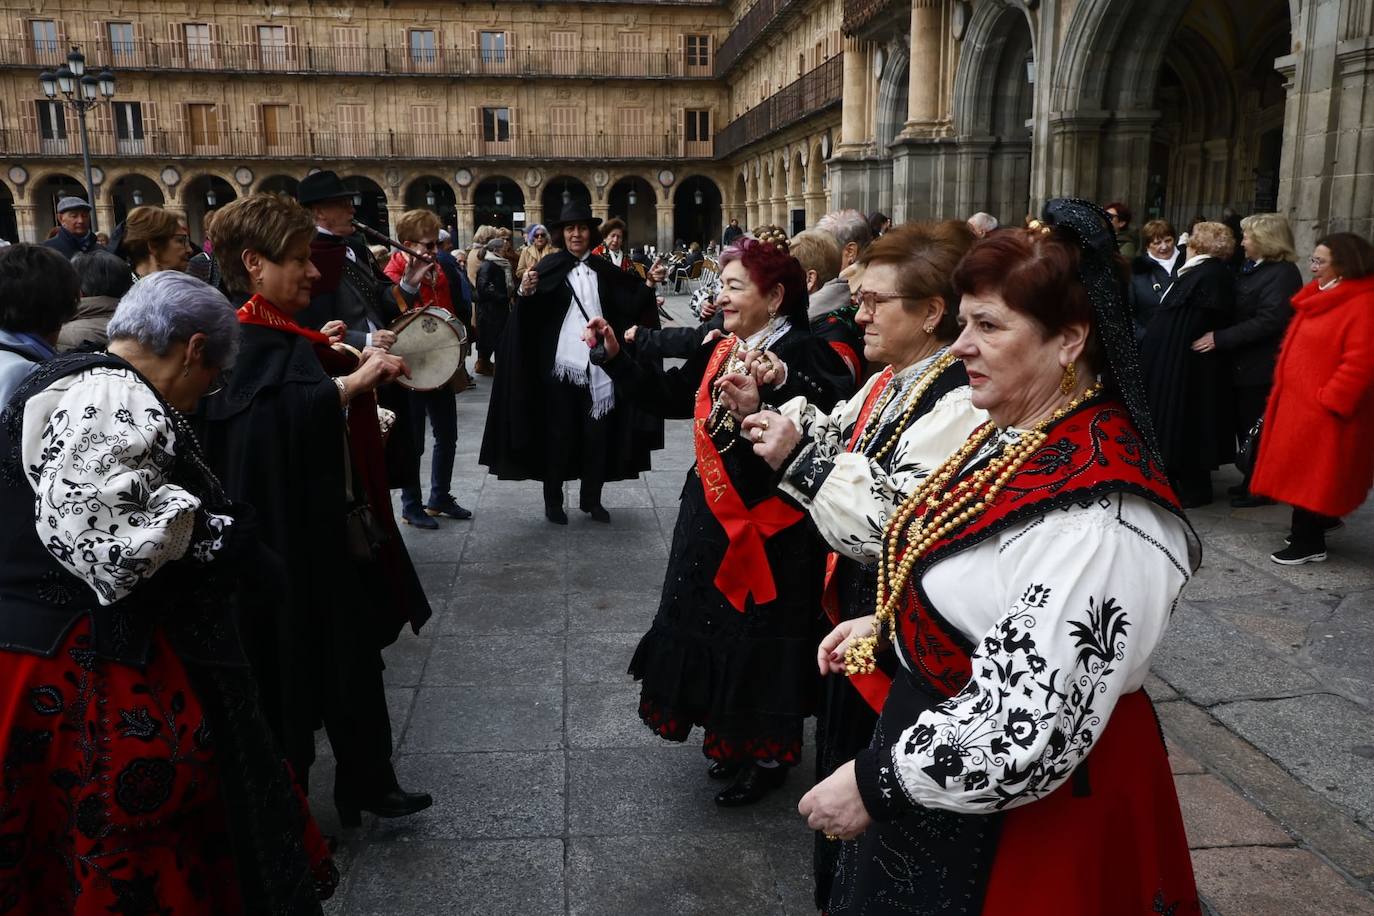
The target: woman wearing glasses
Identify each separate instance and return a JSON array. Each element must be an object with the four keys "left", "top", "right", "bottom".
[
  {"left": 516, "top": 223, "right": 551, "bottom": 275},
  {"left": 1251, "top": 232, "right": 1374, "bottom": 564},
  {"left": 116, "top": 205, "right": 194, "bottom": 279},
  {"left": 738, "top": 221, "right": 987, "bottom": 908}
]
